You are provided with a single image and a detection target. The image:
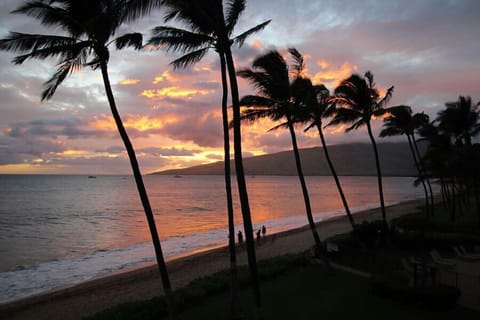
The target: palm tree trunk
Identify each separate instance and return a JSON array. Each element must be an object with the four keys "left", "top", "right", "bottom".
[
  {"left": 316, "top": 122, "right": 355, "bottom": 229},
  {"left": 219, "top": 53, "right": 243, "bottom": 320},
  {"left": 224, "top": 45, "right": 262, "bottom": 316},
  {"left": 366, "top": 121, "right": 388, "bottom": 224},
  {"left": 288, "top": 119, "right": 321, "bottom": 246},
  {"left": 99, "top": 61, "right": 178, "bottom": 320},
  {"left": 450, "top": 177, "right": 457, "bottom": 222},
  {"left": 412, "top": 137, "right": 435, "bottom": 216},
  {"left": 406, "top": 134, "right": 430, "bottom": 219}
]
